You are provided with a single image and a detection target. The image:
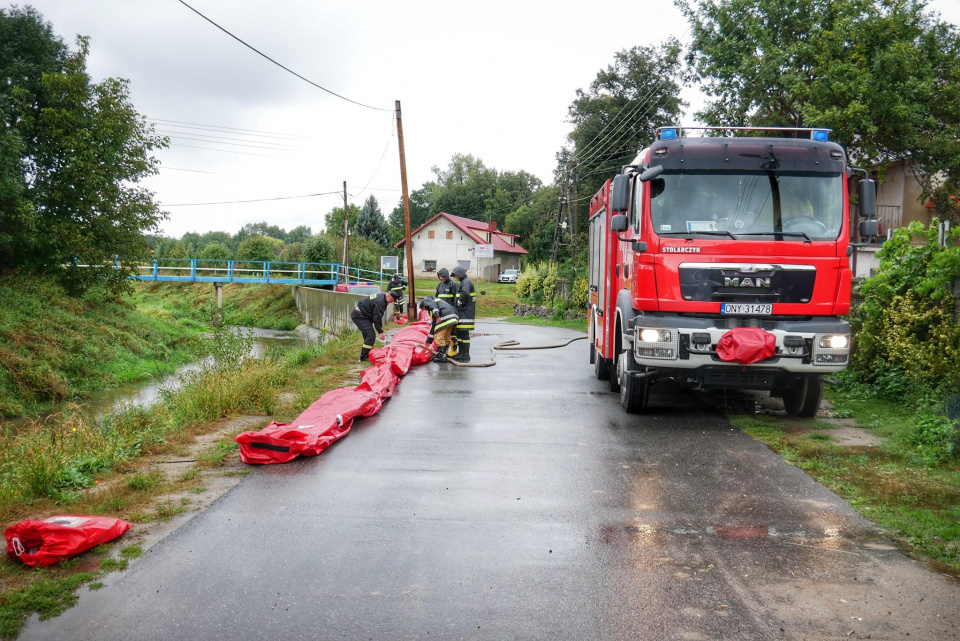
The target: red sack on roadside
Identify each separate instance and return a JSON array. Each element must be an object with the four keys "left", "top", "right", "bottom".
[
  {"left": 5, "top": 515, "right": 131, "bottom": 568},
  {"left": 394, "top": 314, "right": 408, "bottom": 325},
  {"left": 360, "top": 363, "right": 400, "bottom": 399},
  {"left": 716, "top": 327, "right": 776, "bottom": 365}
]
